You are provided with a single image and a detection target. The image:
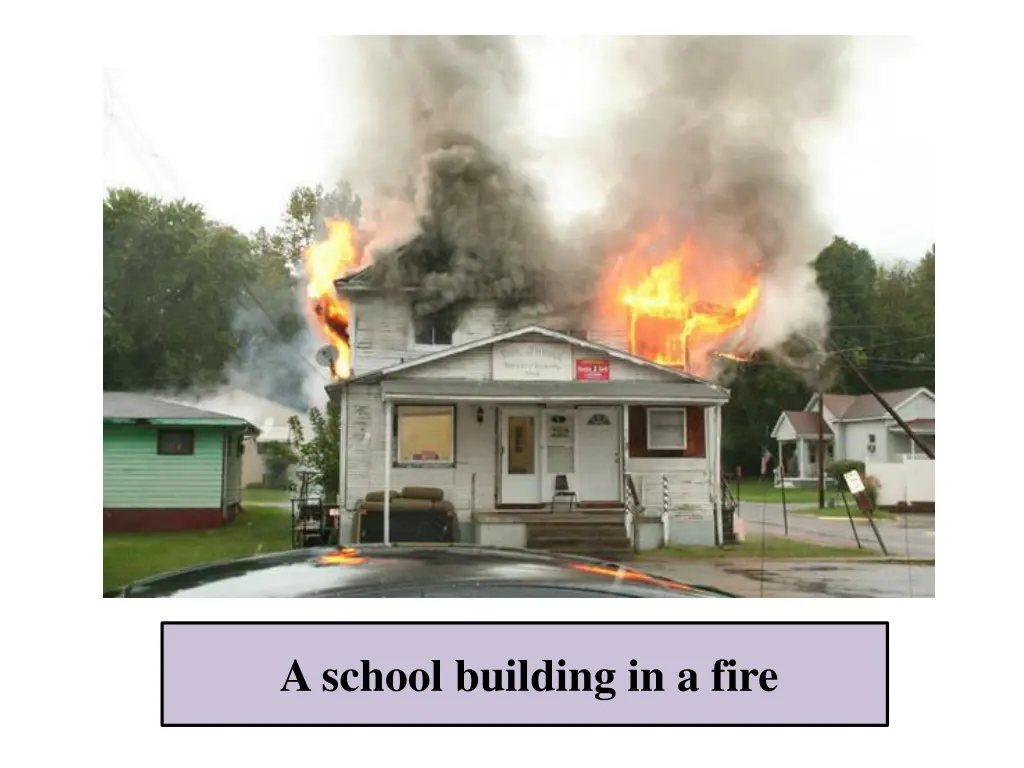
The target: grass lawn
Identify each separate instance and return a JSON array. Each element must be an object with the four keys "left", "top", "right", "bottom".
[
  {"left": 103, "top": 504, "right": 292, "bottom": 593},
  {"left": 637, "top": 534, "right": 874, "bottom": 561},
  {"left": 790, "top": 505, "right": 896, "bottom": 521},
  {"left": 730, "top": 478, "right": 837, "bottom": 505},
  {"left": 241, "top": 487, "right": 291, "bottom": 504}
]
